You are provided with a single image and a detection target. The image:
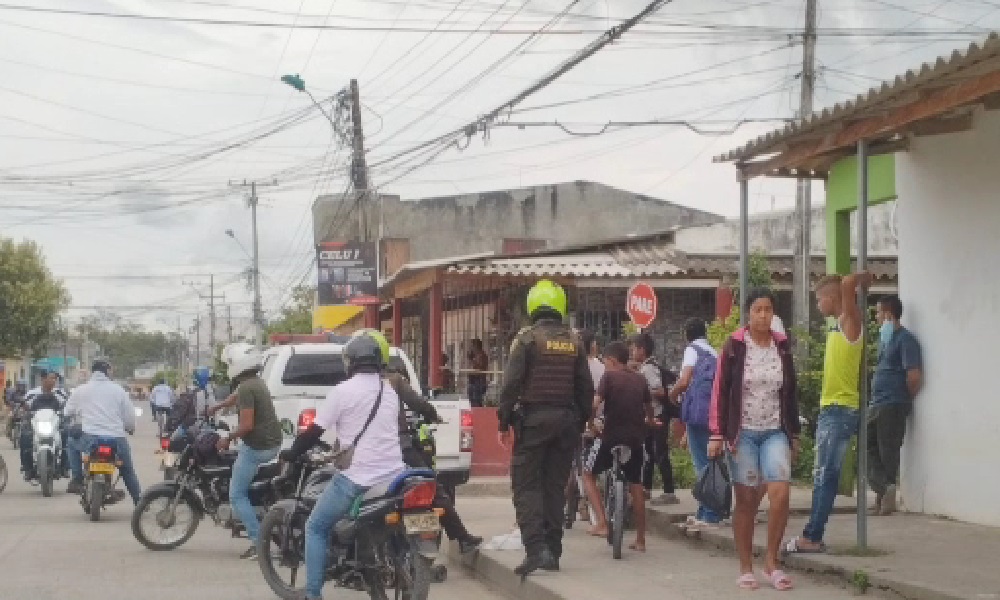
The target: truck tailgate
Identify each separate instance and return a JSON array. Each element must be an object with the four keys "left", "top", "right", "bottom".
[{"left": 429, "top": 398, "right": 462, "bottom": 459}]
